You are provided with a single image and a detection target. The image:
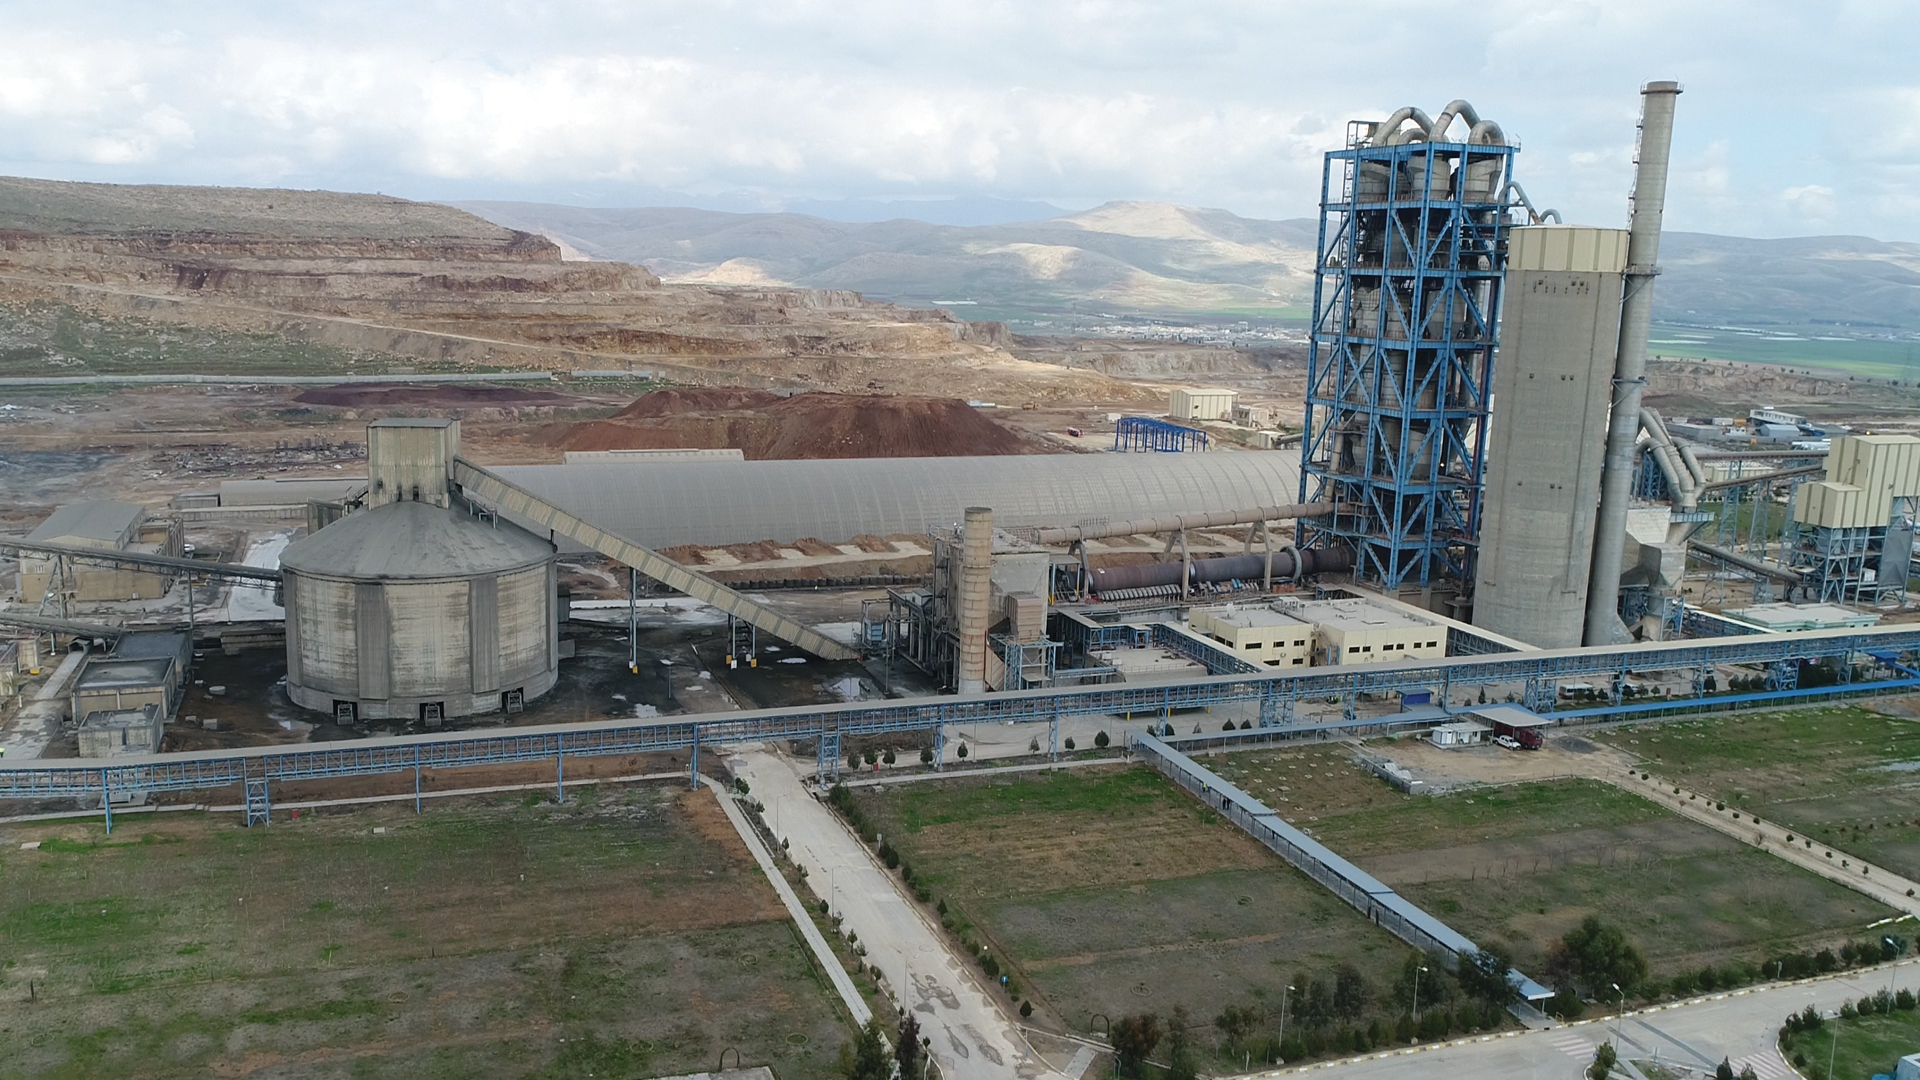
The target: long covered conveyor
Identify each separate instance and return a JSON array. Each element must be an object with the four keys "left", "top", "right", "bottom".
[{"left": 452, "top": 459, "right": 859, "bottom": 661}]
